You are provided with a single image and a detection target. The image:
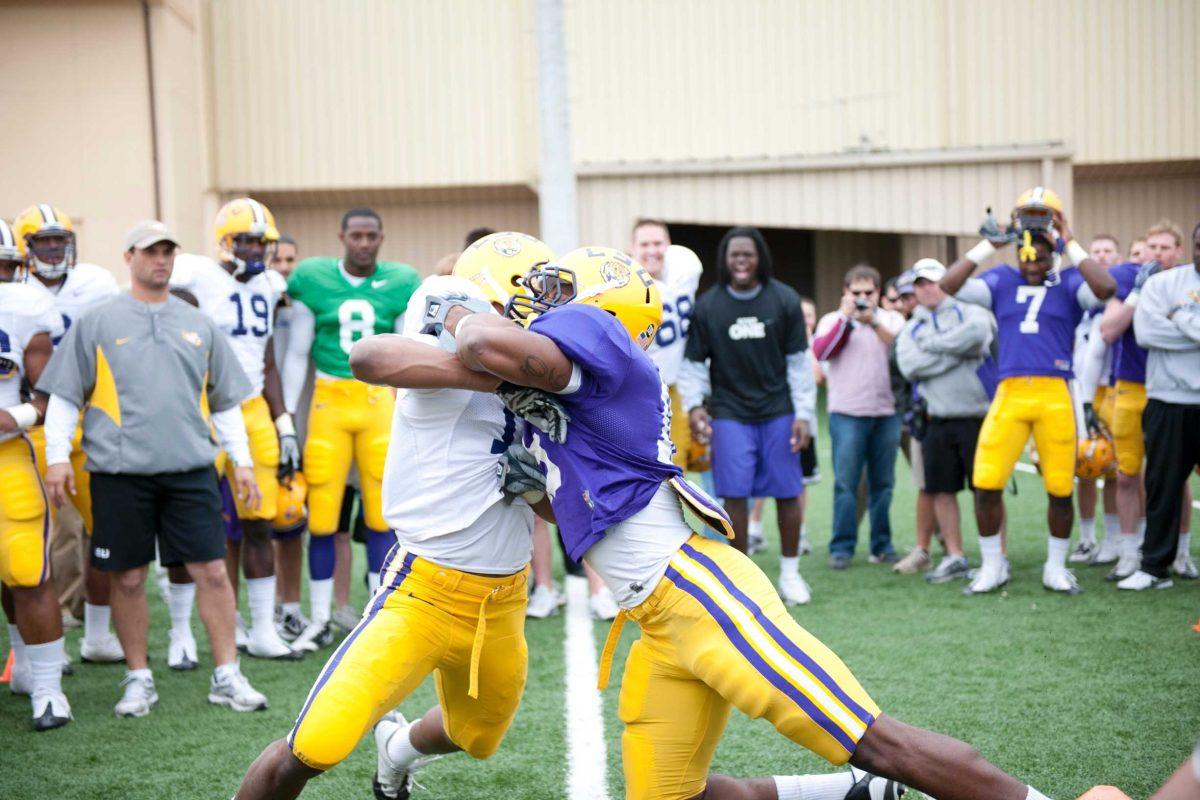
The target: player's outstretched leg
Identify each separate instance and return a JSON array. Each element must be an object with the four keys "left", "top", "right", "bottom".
[
  {"left": 700, "top": 769, "right": 904, "bottom": 800},
  {"left": 236, "top": 740, "right": 320, "bottom": 800}
]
